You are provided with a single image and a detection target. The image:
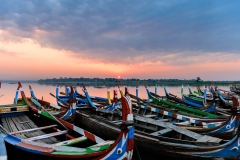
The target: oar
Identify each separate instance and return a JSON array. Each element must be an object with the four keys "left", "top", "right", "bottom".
[
  {"left": 49, "top": 93, "right": 70, "bottom": 109},
  {"left": 31, "top": 98, "right": 69, "bottom": 131},
  {"left": 0, "top": 124, "right": 9, "bottom": 134},
  {"left": 41, "top": 106, "right": 69, "bottom": 131},
  {"left": 0, "top": 94, "right": 4, "bottom": 98}
]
